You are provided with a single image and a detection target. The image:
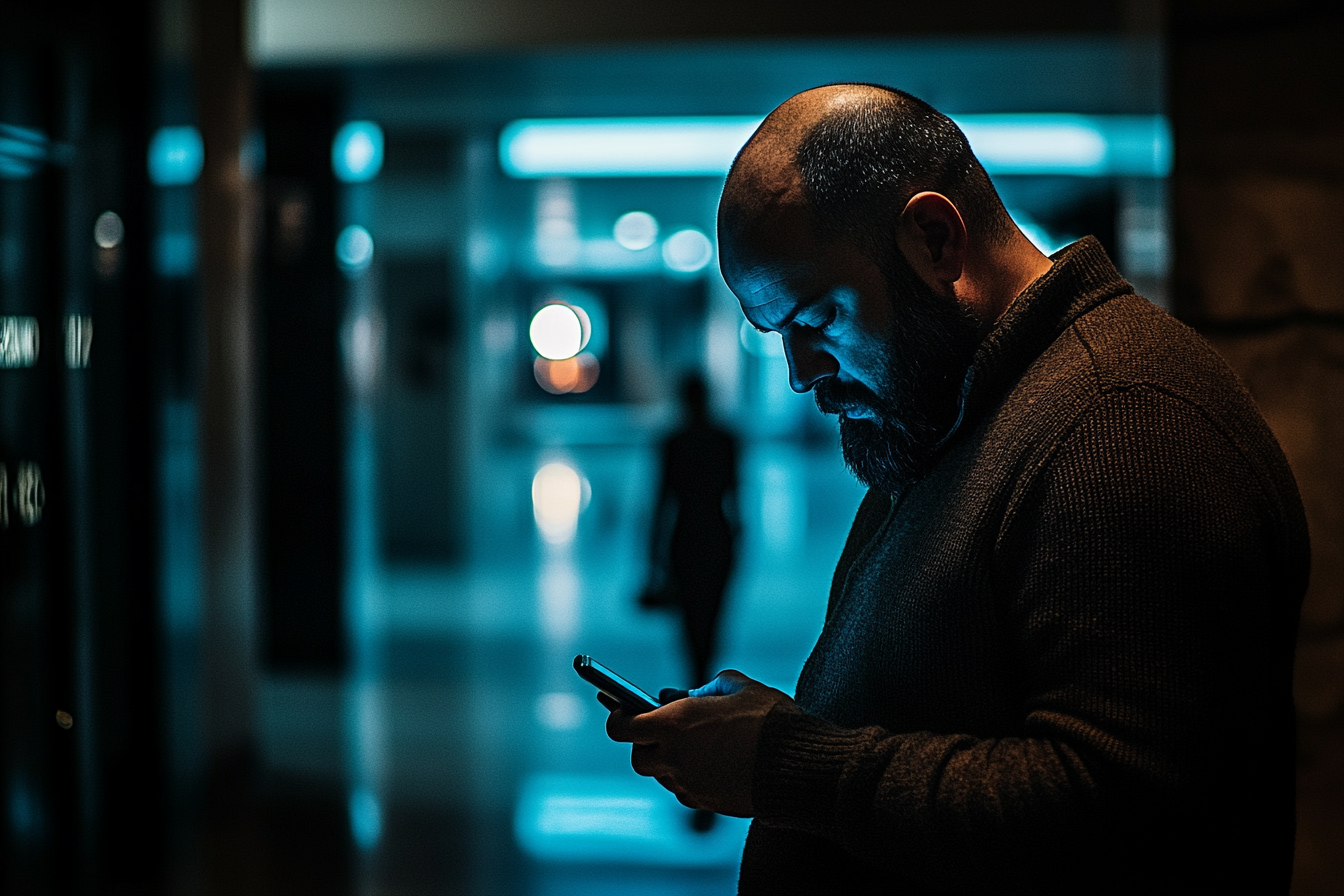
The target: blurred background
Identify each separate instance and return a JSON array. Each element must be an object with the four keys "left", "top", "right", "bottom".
[{"left": 1, "top": 1, "right": 1340, "bottom": 893}]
